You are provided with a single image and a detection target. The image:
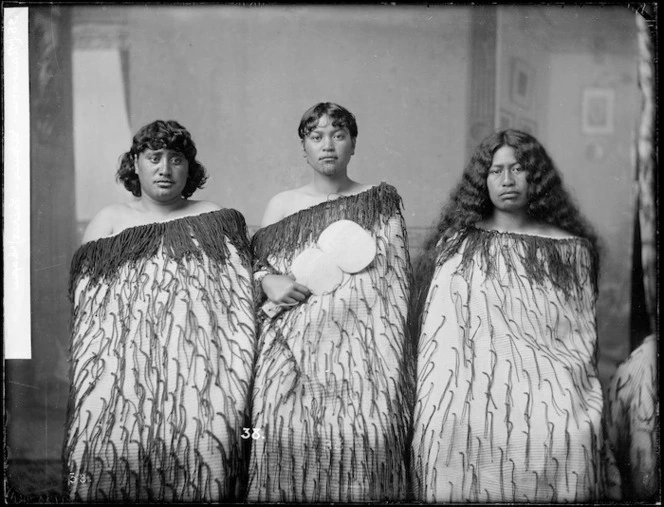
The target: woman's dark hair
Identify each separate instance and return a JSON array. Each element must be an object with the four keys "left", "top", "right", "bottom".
[
  {"left": 298, "top": 102, "right": 358, "bottom": 140},
  {"left": 410, "top": 129, "right": 601, "bottom": 339},
  {"left": 116, "top": 119, "right": 208, "bottom": 198},
  {"left": 422, "top": 128, "right": 599, "bottom": 259}
]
